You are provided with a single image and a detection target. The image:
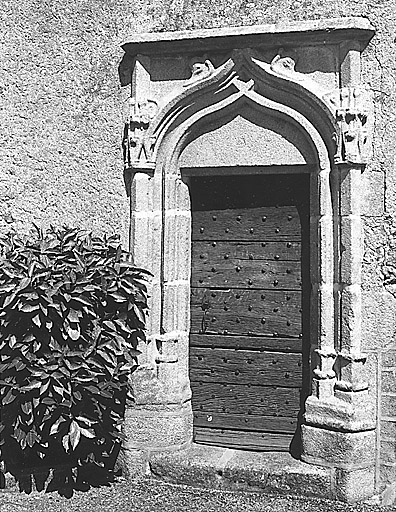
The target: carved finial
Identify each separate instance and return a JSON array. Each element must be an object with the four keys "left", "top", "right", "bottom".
[{"left": 184, "top": 56, "right": 215, "bottom": 86}]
